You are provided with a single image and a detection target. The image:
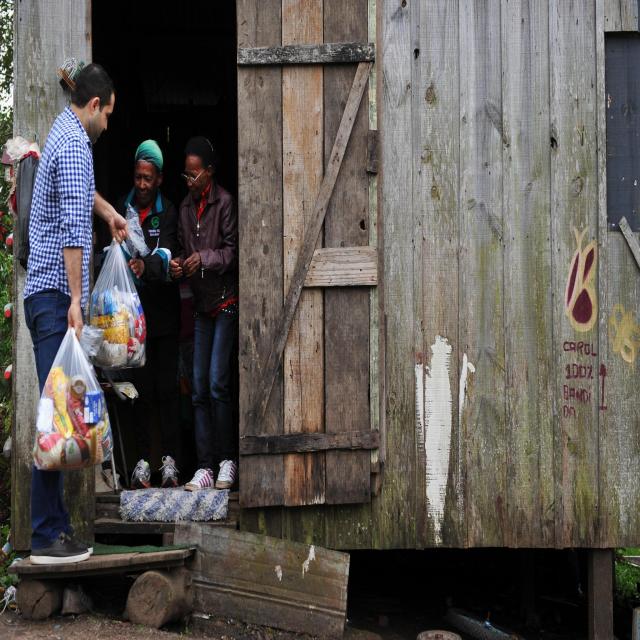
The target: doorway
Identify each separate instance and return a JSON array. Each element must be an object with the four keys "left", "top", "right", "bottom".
[{"left": 91, "top": 1, "right": 238, "bottom": 484}]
